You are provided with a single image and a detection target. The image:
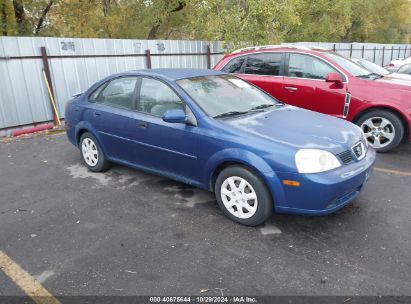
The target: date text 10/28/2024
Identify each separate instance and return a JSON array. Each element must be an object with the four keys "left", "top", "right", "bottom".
[{"left": 149, "top": 296, "right": 257, "bottom": 303}]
